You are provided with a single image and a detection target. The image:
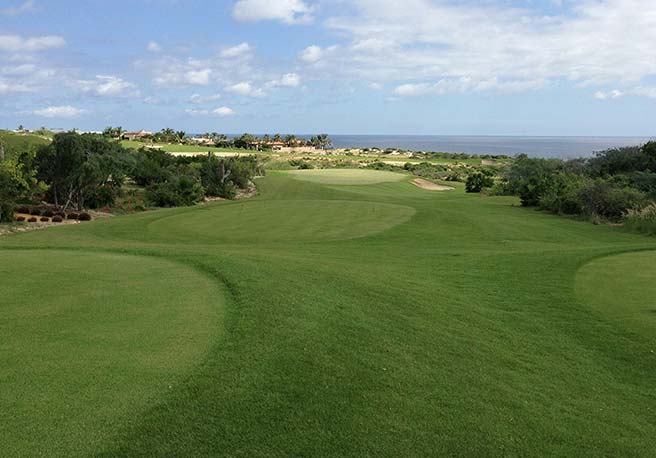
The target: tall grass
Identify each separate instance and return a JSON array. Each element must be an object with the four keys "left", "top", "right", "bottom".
[{"left": 624, "top": 202, "right": 656, "bottom": 235}]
